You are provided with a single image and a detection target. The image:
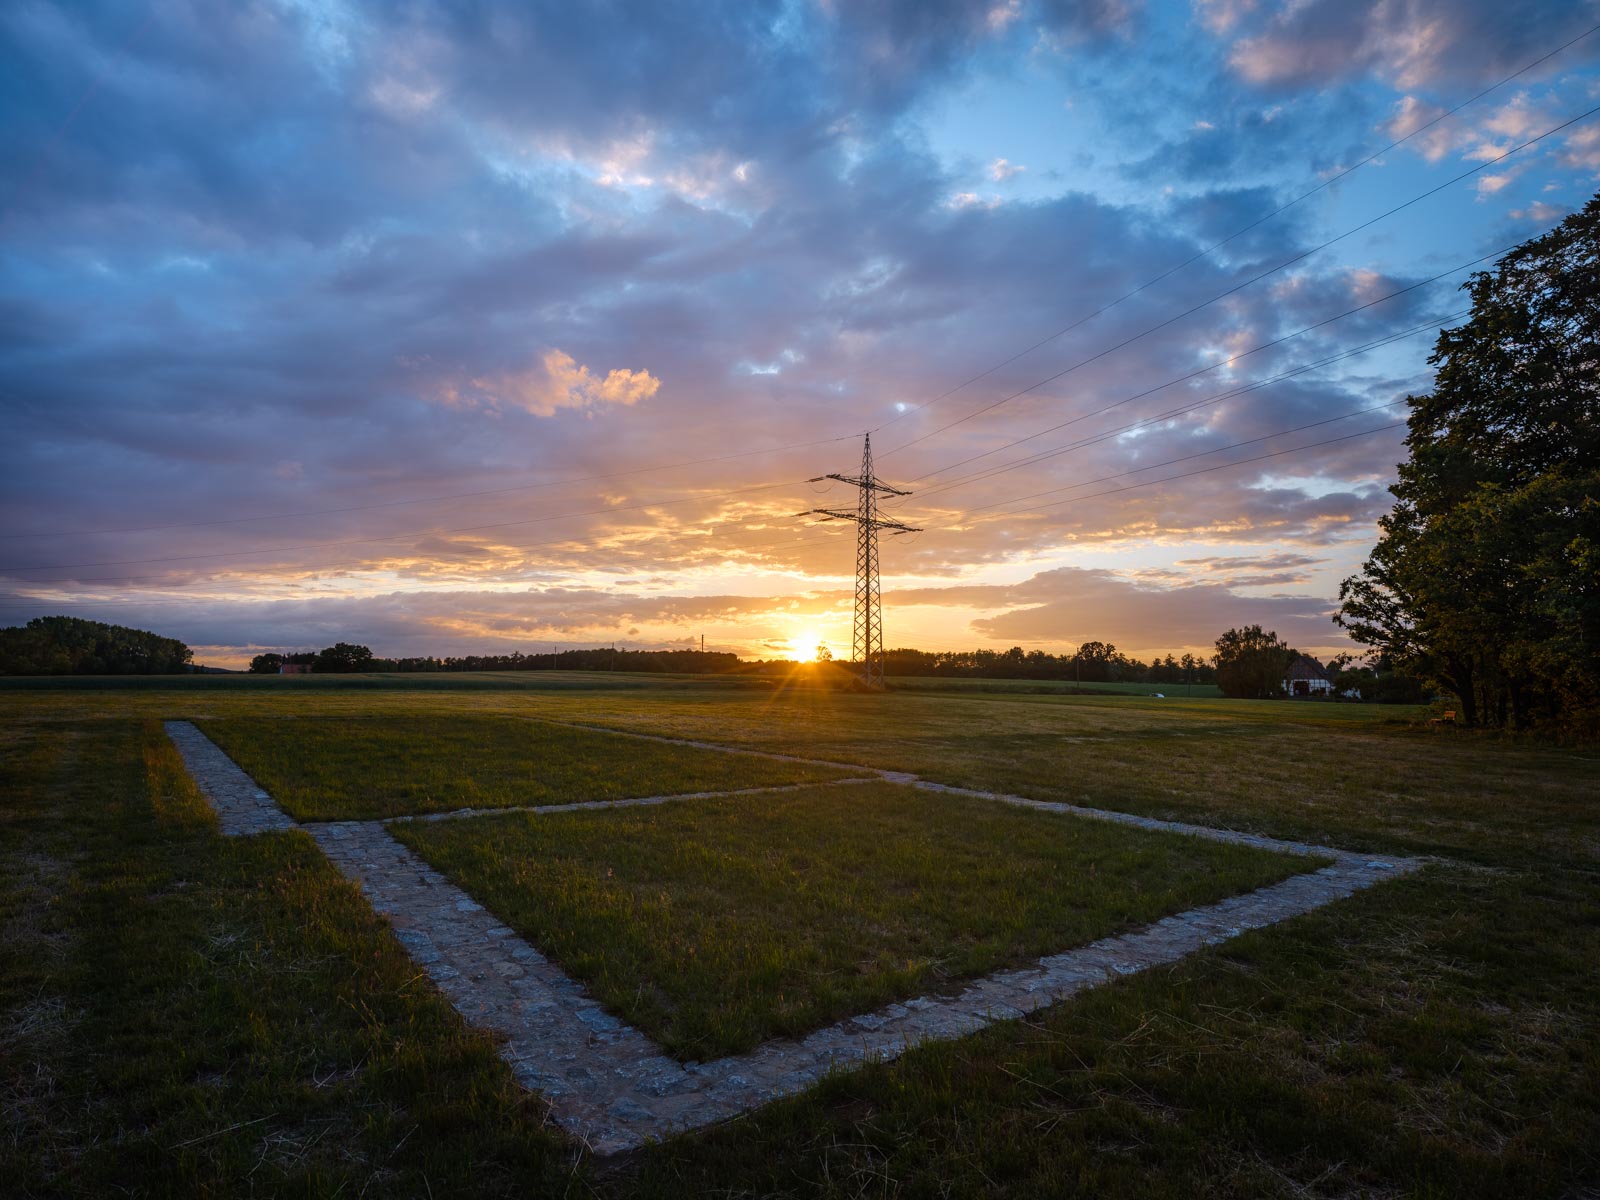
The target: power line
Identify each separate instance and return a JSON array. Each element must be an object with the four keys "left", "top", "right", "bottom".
[
  {"left": 954, "top": 398, "right": 1410, "bottom": 517},
  {"left": 0, "top": 281, "right": 1511, "bottom": 596},
  {"left": 0, "top": 478, "right": 807, "bottom": 574},
  {"left": 910, "top": 309, "right": 1465, "bottom": 504},
  {"left": 13, "top": 26, "right": 1593, "bottom": 548},
  {"left": 967, "top": 421, "right": 1407, "bottom": 524},
  {"left": 874, "top": 419, "right": 1407, "bottom": 540},
  {"left": 898, "top": 241, "right": 1511, "bottom": 490},
  {"left": 877, "top": 100, "right": 1600, "bottom": 459},
  {"left": 868, "top": 22, "right": 1600, "bottom": 435},
  {"left": 4, "top": 245, "right": 1484, "bottom": 583},
  {"left": 0, "top": 525, "right": 853, "bottom": 598},
  {"left": 0, "top": 433, "right": 858, "bottom": 541},
  {"left": 12, "top": 50, "right": 1594, "bottom": 612},
  {"left": 0, "top": 402, "right": 1412, "bottom": 611},
  {"left": 0, "top": 301, "right": 1479, "bottom": 593}
]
